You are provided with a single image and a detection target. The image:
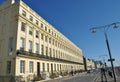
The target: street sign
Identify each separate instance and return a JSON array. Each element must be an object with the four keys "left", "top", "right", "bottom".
[{"left": 108, "top": 59, "right": 115, "bottom": 61}]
